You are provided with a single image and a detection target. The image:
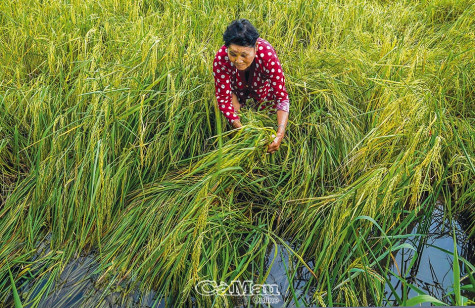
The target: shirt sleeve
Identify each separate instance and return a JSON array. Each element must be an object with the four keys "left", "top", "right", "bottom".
[
  {"left": 213, "top": 47, "right": 239, "bottom": 124},
  {"left": 261, "top": 46, "right": 290, "bottom": 113}
]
